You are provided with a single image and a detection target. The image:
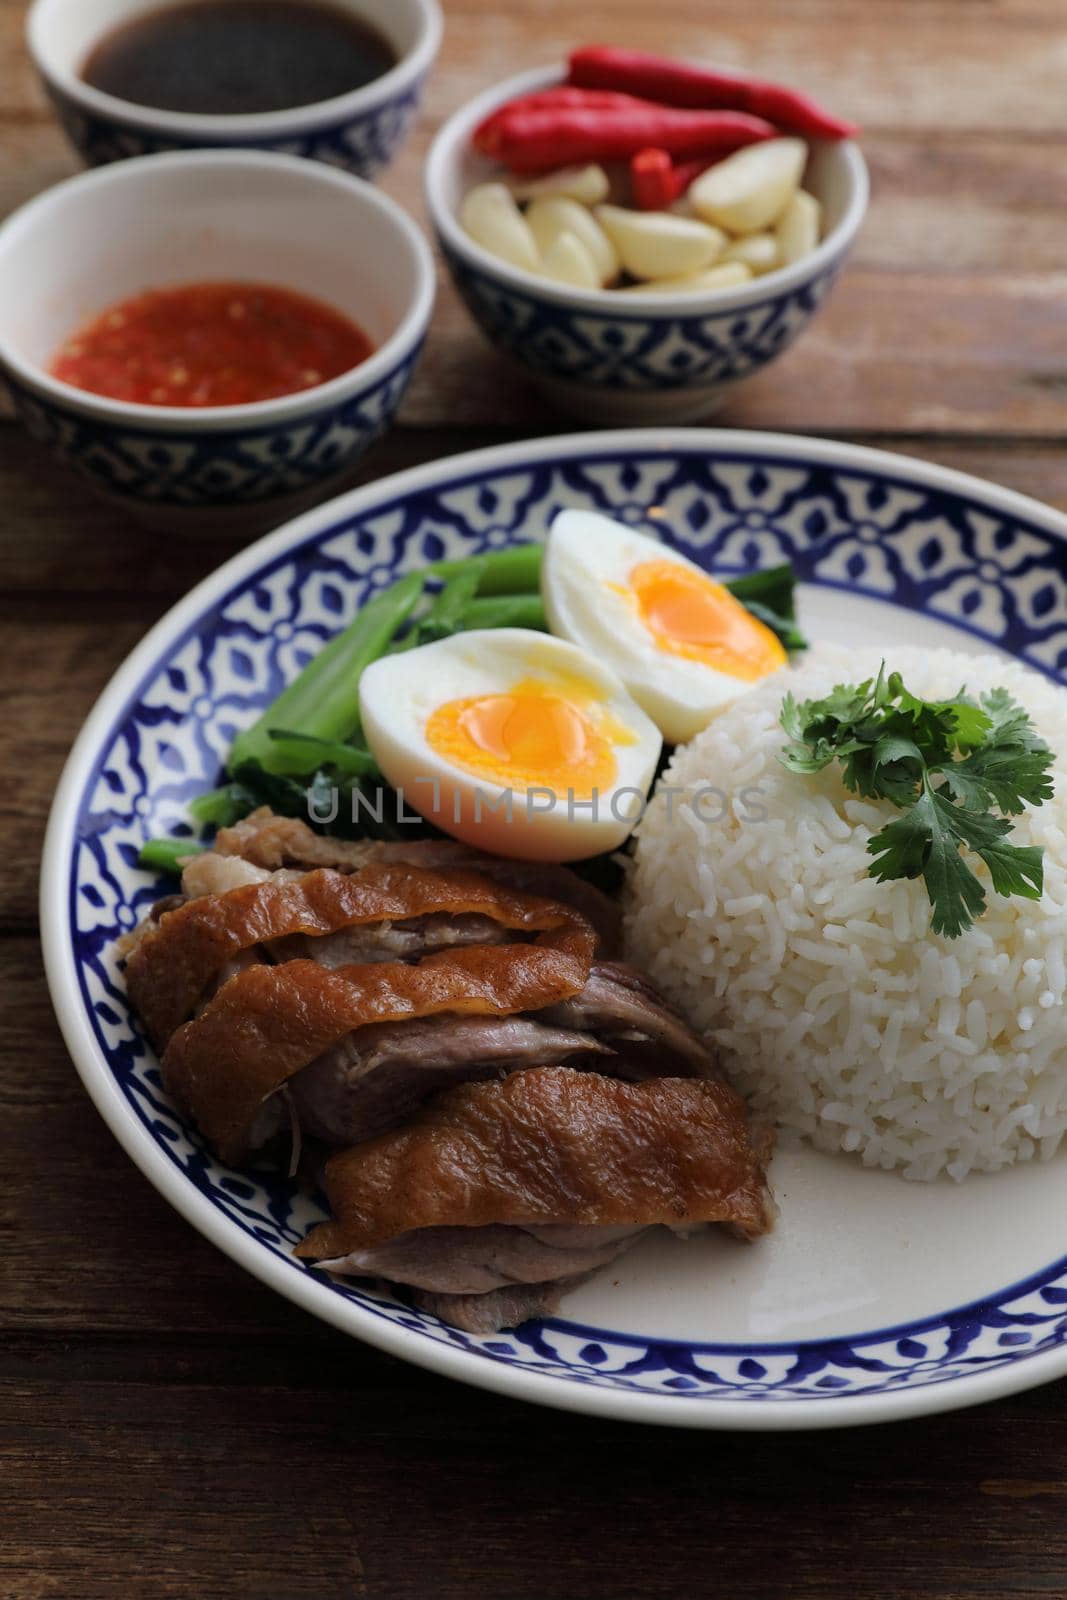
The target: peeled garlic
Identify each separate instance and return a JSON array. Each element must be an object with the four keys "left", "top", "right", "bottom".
[
  {"left": 527, "top": 196, "right": 619, "bottom": 286},
  {"left": 776, "top": 190, "right": 822, "bottom": 264},
  {"left": 620, "top": 261, "right": 753, "bottom": 295},
  {"left": 689, "top": 138, "right": 807, "bottom": 233},
  {"left": 594, "top": 204, "right": 725, "bottom": 281},
  {"left": 539, "top": 229, "right": 601, "bottom": 288},
  {"left": 509, "top": 164, "right": 610, "bottom": 206},
  {"left": 459, "top": 183, "right": 540, "bottom": 273},
  {"left": 721, "top": 232, "right": 780, "bottom": 275}
]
